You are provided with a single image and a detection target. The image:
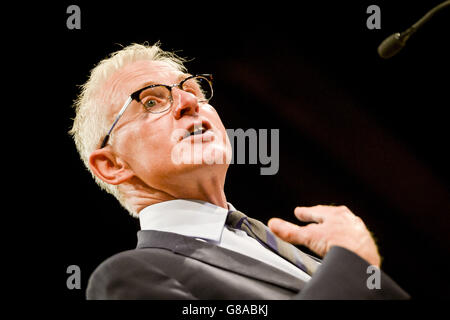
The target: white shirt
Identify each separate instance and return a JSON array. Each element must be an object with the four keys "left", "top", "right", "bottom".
[{"left": 139, "top": 199, "right": 311, "bottom": 282}]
